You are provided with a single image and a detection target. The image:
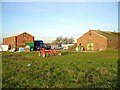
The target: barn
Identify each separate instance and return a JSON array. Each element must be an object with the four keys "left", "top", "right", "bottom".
[
  {"left": 77, "top": 30, "right": 119, "bottom": 51},
  {"left": 3, "top": 32, "right": 34, "bottom": 50}
]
